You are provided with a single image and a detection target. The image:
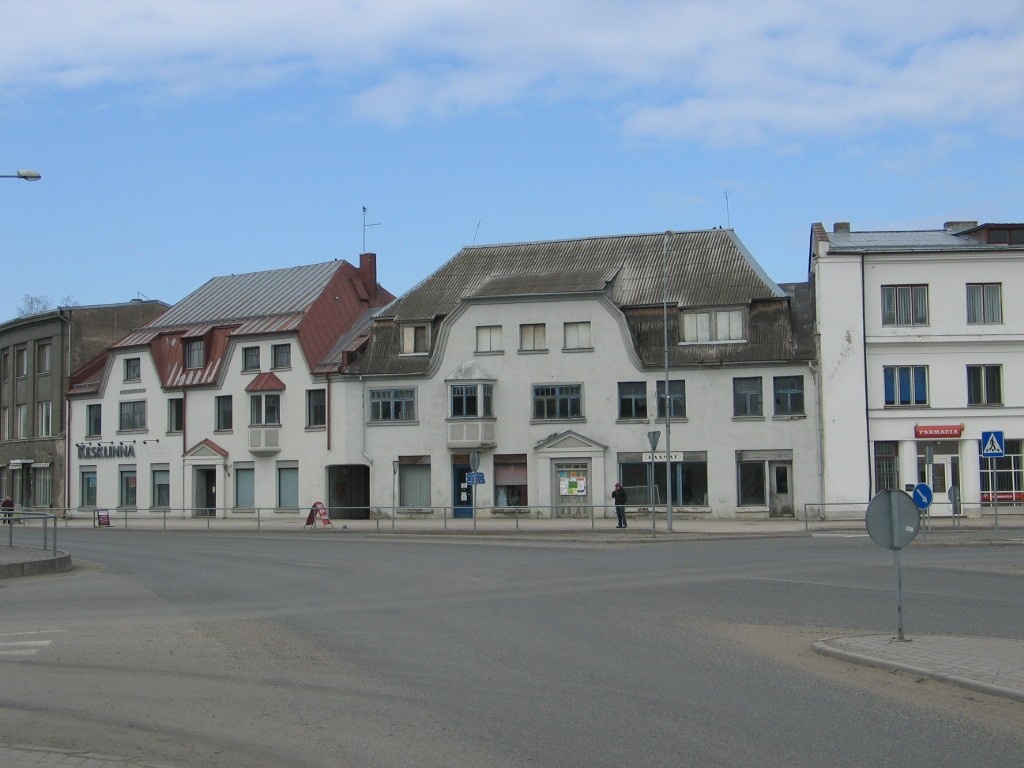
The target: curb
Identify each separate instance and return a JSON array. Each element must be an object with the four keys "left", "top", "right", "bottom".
[{"left": 0, "top": 550, "right": 73, "bottom": 579}]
